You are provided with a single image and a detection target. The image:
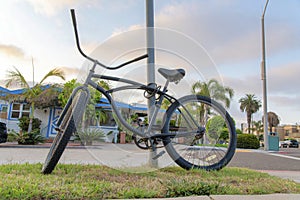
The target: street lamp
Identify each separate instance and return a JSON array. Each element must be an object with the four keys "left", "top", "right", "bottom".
[
  {"left": 261, "top": 0, "right": 270, "bottom": 151},
  {"left": 146, "top": 0, "right": 158, "bottom": 167}
]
